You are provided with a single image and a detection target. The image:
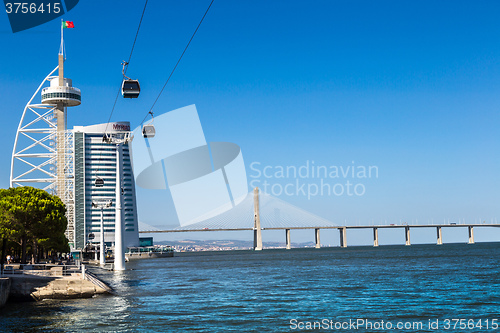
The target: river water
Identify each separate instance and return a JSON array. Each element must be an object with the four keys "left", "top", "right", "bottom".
[{"left": 1, "top": 243, "right": 500, "bottom": 332}]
